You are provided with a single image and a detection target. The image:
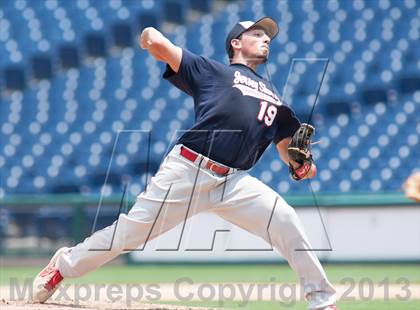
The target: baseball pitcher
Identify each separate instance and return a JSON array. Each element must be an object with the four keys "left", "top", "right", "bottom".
[{"left": 33, "top": 17, "right": 338, "bottom": 310}]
